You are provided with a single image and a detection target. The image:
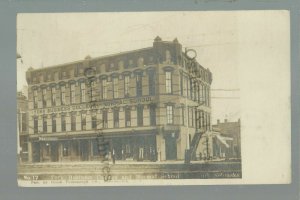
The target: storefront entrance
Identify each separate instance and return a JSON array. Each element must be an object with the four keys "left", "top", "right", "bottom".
[
  {"left": 111, "top": 134, "right": 157, "bottom": 161},
  {"left": 165, "top": 133, "right": 177, "bottom": 160},
  {"left": 32, "top": 142, "right": 40, "bottom": 162},
  {"left": 80, "top": 140, "right": 89, "bottom": 161},
  {"left": 50, "top": 142, "right": 59, "bottom": 162}
]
